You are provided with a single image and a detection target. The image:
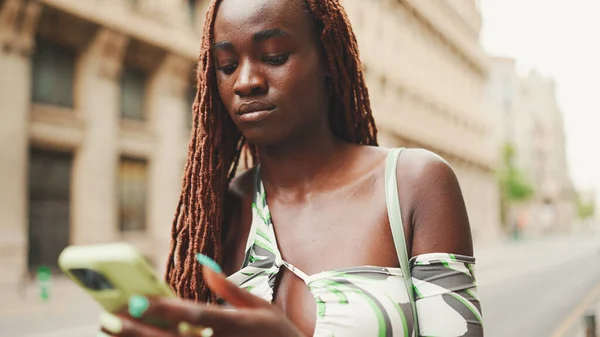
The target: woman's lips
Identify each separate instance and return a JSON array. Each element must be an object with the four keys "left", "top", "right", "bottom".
[
  {"left": 238, "top": 108, "right": 276, "bottom": 123},
  {"left": 237, "top": 101, "right": 276, "bottom": 123}
]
